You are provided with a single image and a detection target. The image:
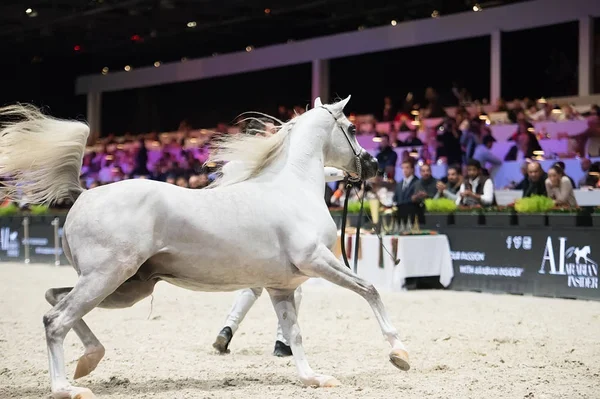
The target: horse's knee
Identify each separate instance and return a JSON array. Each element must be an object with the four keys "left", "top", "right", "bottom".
[{"left": 43, "top": 311, "right": 67, "bottom": 341}]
